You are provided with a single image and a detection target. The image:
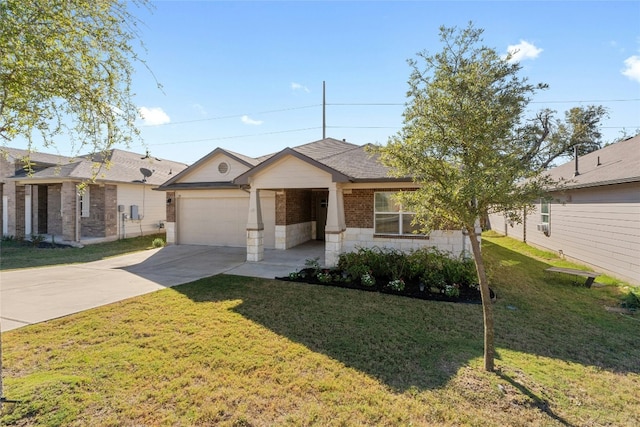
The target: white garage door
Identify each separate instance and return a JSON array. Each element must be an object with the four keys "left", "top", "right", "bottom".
[{"left": 177, "top": 195, "right": 275, "bottom": 248}]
